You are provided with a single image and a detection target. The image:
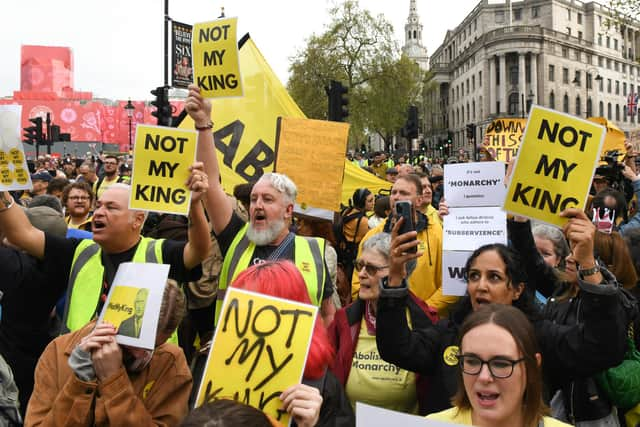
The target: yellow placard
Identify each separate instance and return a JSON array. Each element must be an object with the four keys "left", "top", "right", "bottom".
[
  {"left": 179, "top": 36, "right": 390, "bottom": 207},
  {"left": 195, "top": 288, "right": 318, "bottom": 425},
  {"left": 102, "top": 285, "right": 141, "bottom": 331},
  {"left": 504, "top": 106, "right": 605, "bottom": 227},
  {"left": 588, "top": 117, "right": 627, "bottom": 162},
  {"left": 274, "top": 117, "right": 349, "bottom": 212},
  {"left": 192, "top": 17, "right": 242, "bottom": 98},
  {"left": 130, "top": 125, "right": 197, "bottom": 215},
  {"left": 482, "top": 118, "right": 526, "bottom": 162}
]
